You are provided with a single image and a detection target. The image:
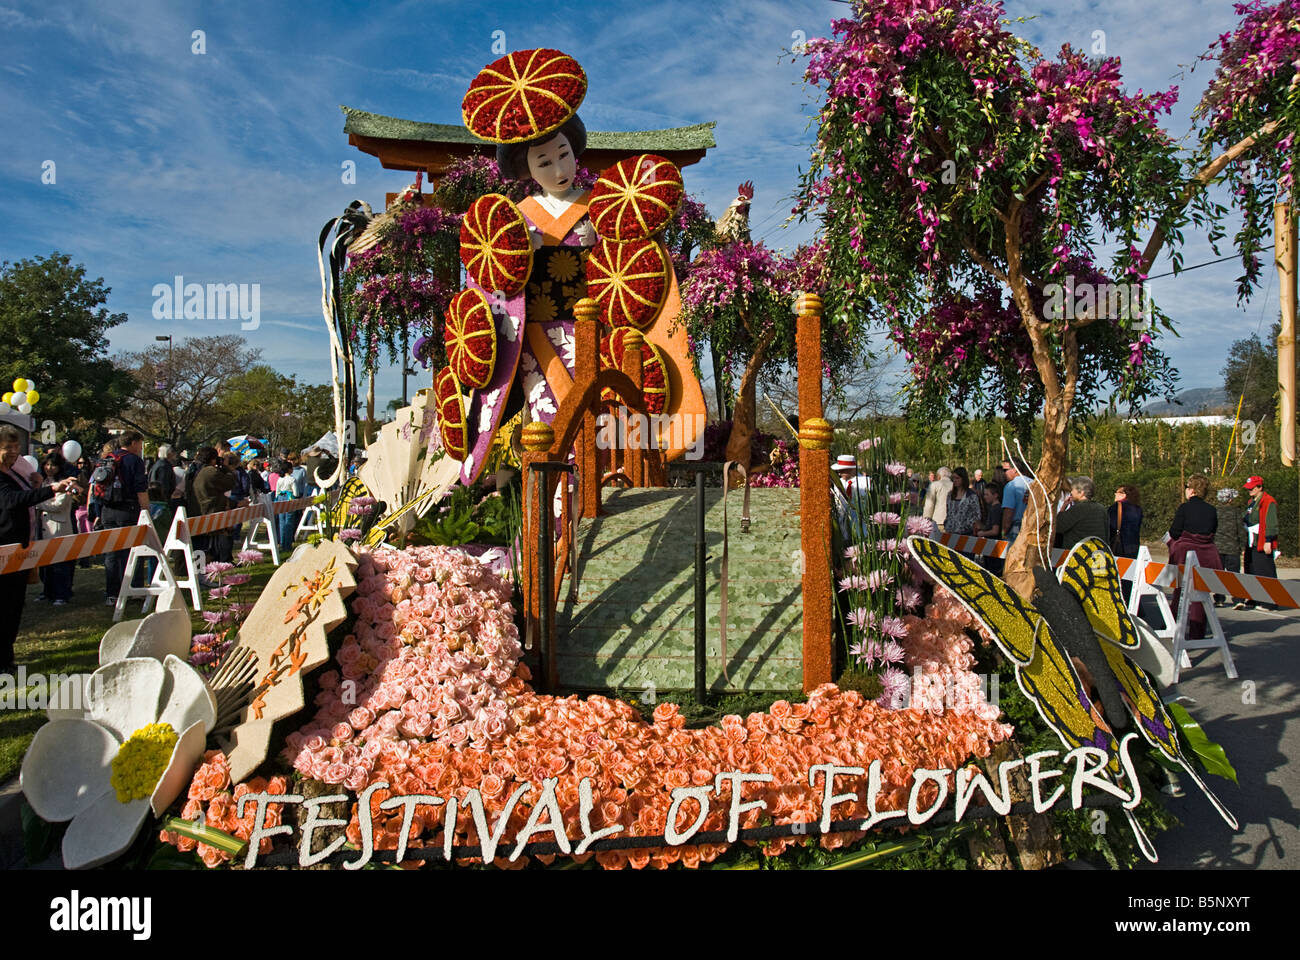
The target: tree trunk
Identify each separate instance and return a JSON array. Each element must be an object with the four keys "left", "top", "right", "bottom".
[
  {"left": 366, "top": 369, "right": 376, "bottom": 432},
  {"left": 711, "top": 339, "right": 730, "bottom": 421},
  {"left": 1001, "top": 204, "right": 1076, "bottom": 599},
  {"left": 724, "top": 326, "right": 777, "bottom": 471}
]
